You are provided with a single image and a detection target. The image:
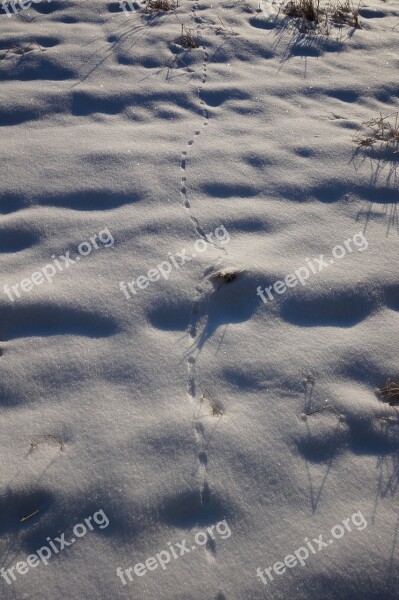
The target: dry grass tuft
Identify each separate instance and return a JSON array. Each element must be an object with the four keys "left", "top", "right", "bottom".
[
  {"left": 330, "top": 0, "right": 361, "bottom": 28},
  {"left": 146, "top": 0, "right": 178, "bottom": 12},
  {"left": 284, "top": 0, "right": 322, "bottom": 23},
  {"left": 210, "top": 270, "right": 240, "bottom": 291},
  {"left": 283, "top": 0, "right": 361, "bottom": 34},
  {"left": 201, "top": 389, "right": 224, "bottom": 417},
  {"left": 213, "top": 271, "right": 238, "bottom": 284},
  {"left": 378, "top": 379, "right": 399, "bottom": 406},
  {"left": 175, "top": 24, "right": 198, "bottom": 48},
  {"left": 353, "top": 112, "right": 399, "bottom": 149}
]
